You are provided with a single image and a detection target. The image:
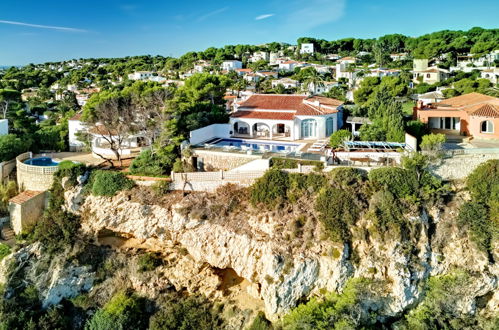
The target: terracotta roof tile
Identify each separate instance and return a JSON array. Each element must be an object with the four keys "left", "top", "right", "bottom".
[
  {"left": 231, "top": 111, "right": 295, "bottom": 121},
  {"left": 435, "top": 92, "right": 498, "bottom": 108},
  {"left": 9, "top": 190, "right": 45, "bottom": 204},
  {"left": 470, "top": 104, "right": 499, "bottom": 118}
]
